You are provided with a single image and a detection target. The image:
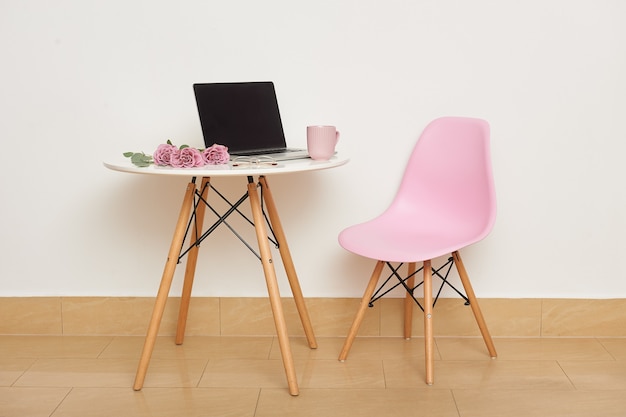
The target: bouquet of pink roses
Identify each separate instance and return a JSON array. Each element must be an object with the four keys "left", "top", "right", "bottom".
[{"left": 124, "top": 140, "right": 229, "bottom": 168}]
